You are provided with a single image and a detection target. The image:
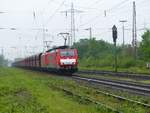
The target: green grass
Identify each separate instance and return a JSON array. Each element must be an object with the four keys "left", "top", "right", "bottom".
[
  {"left": 0, "top": 68, "right": 106, "bottom": 113},
  {"left": 0, "top": 67, "right": 150, "bottom": 113},
  {"left": 49, "top": 78, "right": 150, "bottom": 113}
]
